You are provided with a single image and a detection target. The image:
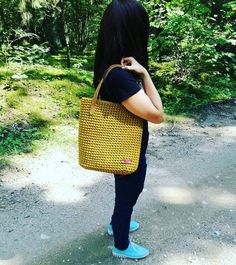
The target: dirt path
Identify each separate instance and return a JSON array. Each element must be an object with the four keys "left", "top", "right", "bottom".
[{"left": 0, "top": 100, "right": 235, "bottom": 265}]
